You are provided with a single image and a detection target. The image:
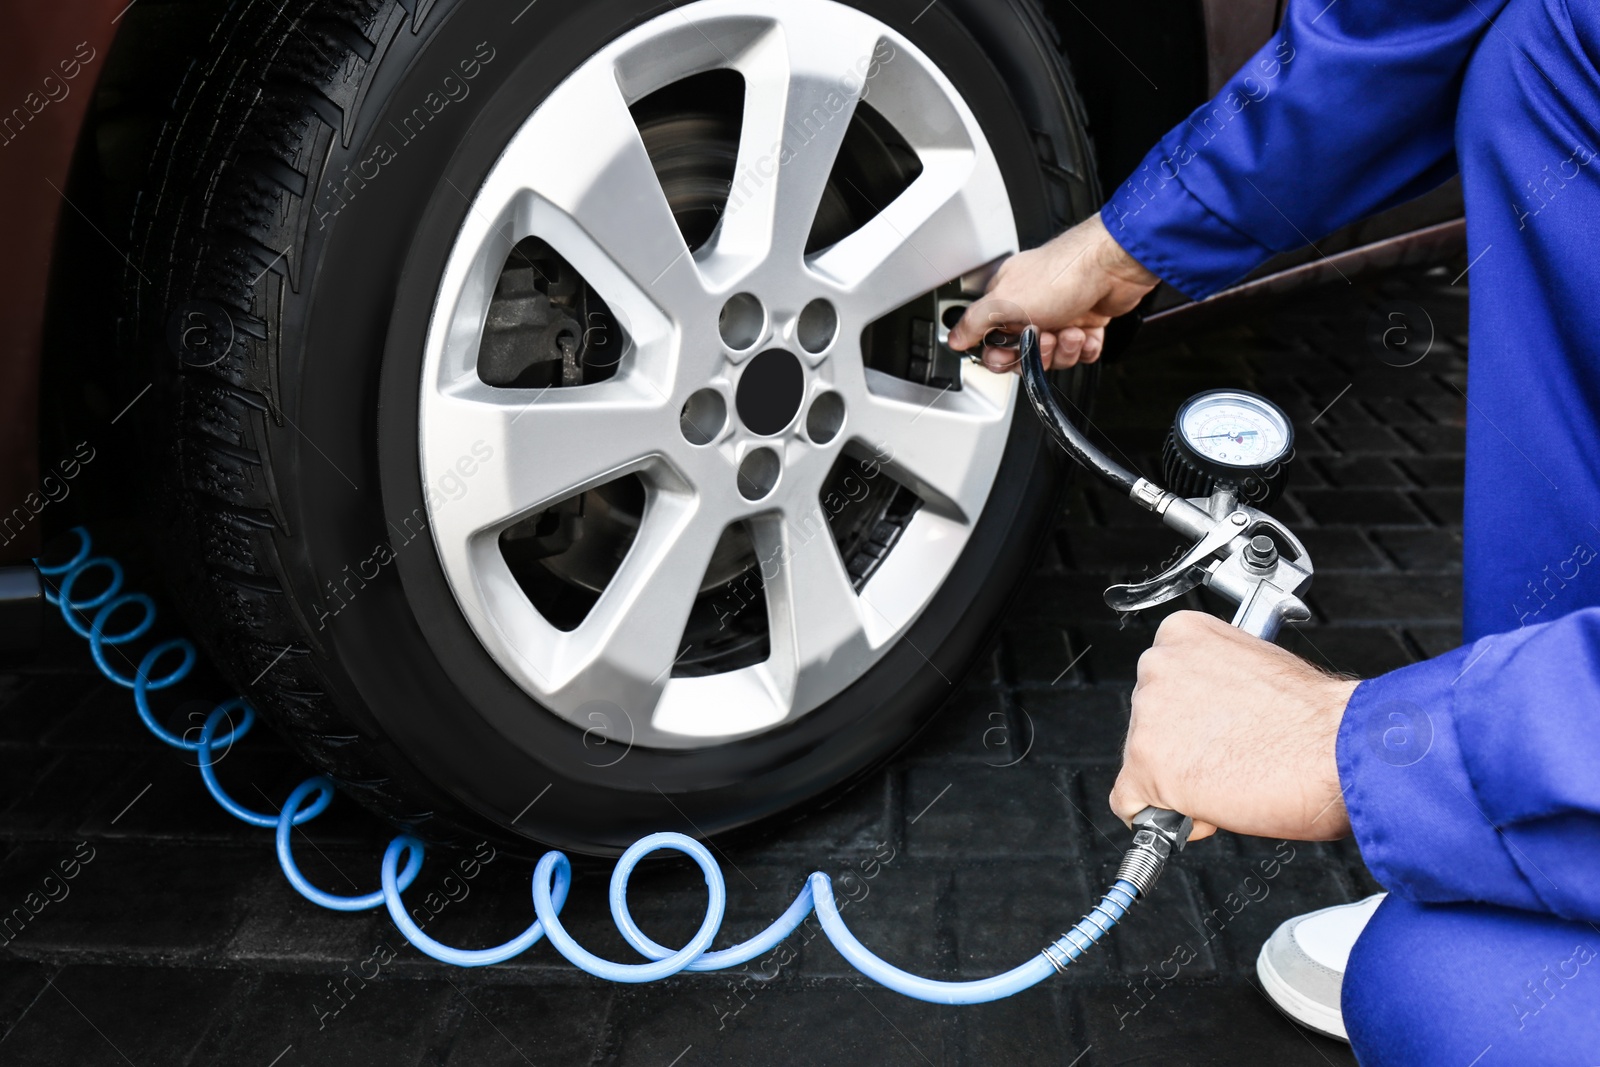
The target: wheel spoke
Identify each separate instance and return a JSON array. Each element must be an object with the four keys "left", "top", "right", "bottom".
[
  {"left": 555, "top": 492, "right": 734, "bottom": 711},
  {"left": 807, "top": 153, "right": 1016, "bottom": 322},
  {"left": 749, "top": 511, "right": 872, "bottom": 707},
  {"left": 465, "top": 56, "right": 703, "bottom": 329},
  {"left": 845, "top": 367, "right": 1013, "bottom": 524},
  {"left": 423, "top": 378, "right": 671, "bottom": 543},
  {"left": 702, "top": 12, "right": 886, "bottom": 280}
]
